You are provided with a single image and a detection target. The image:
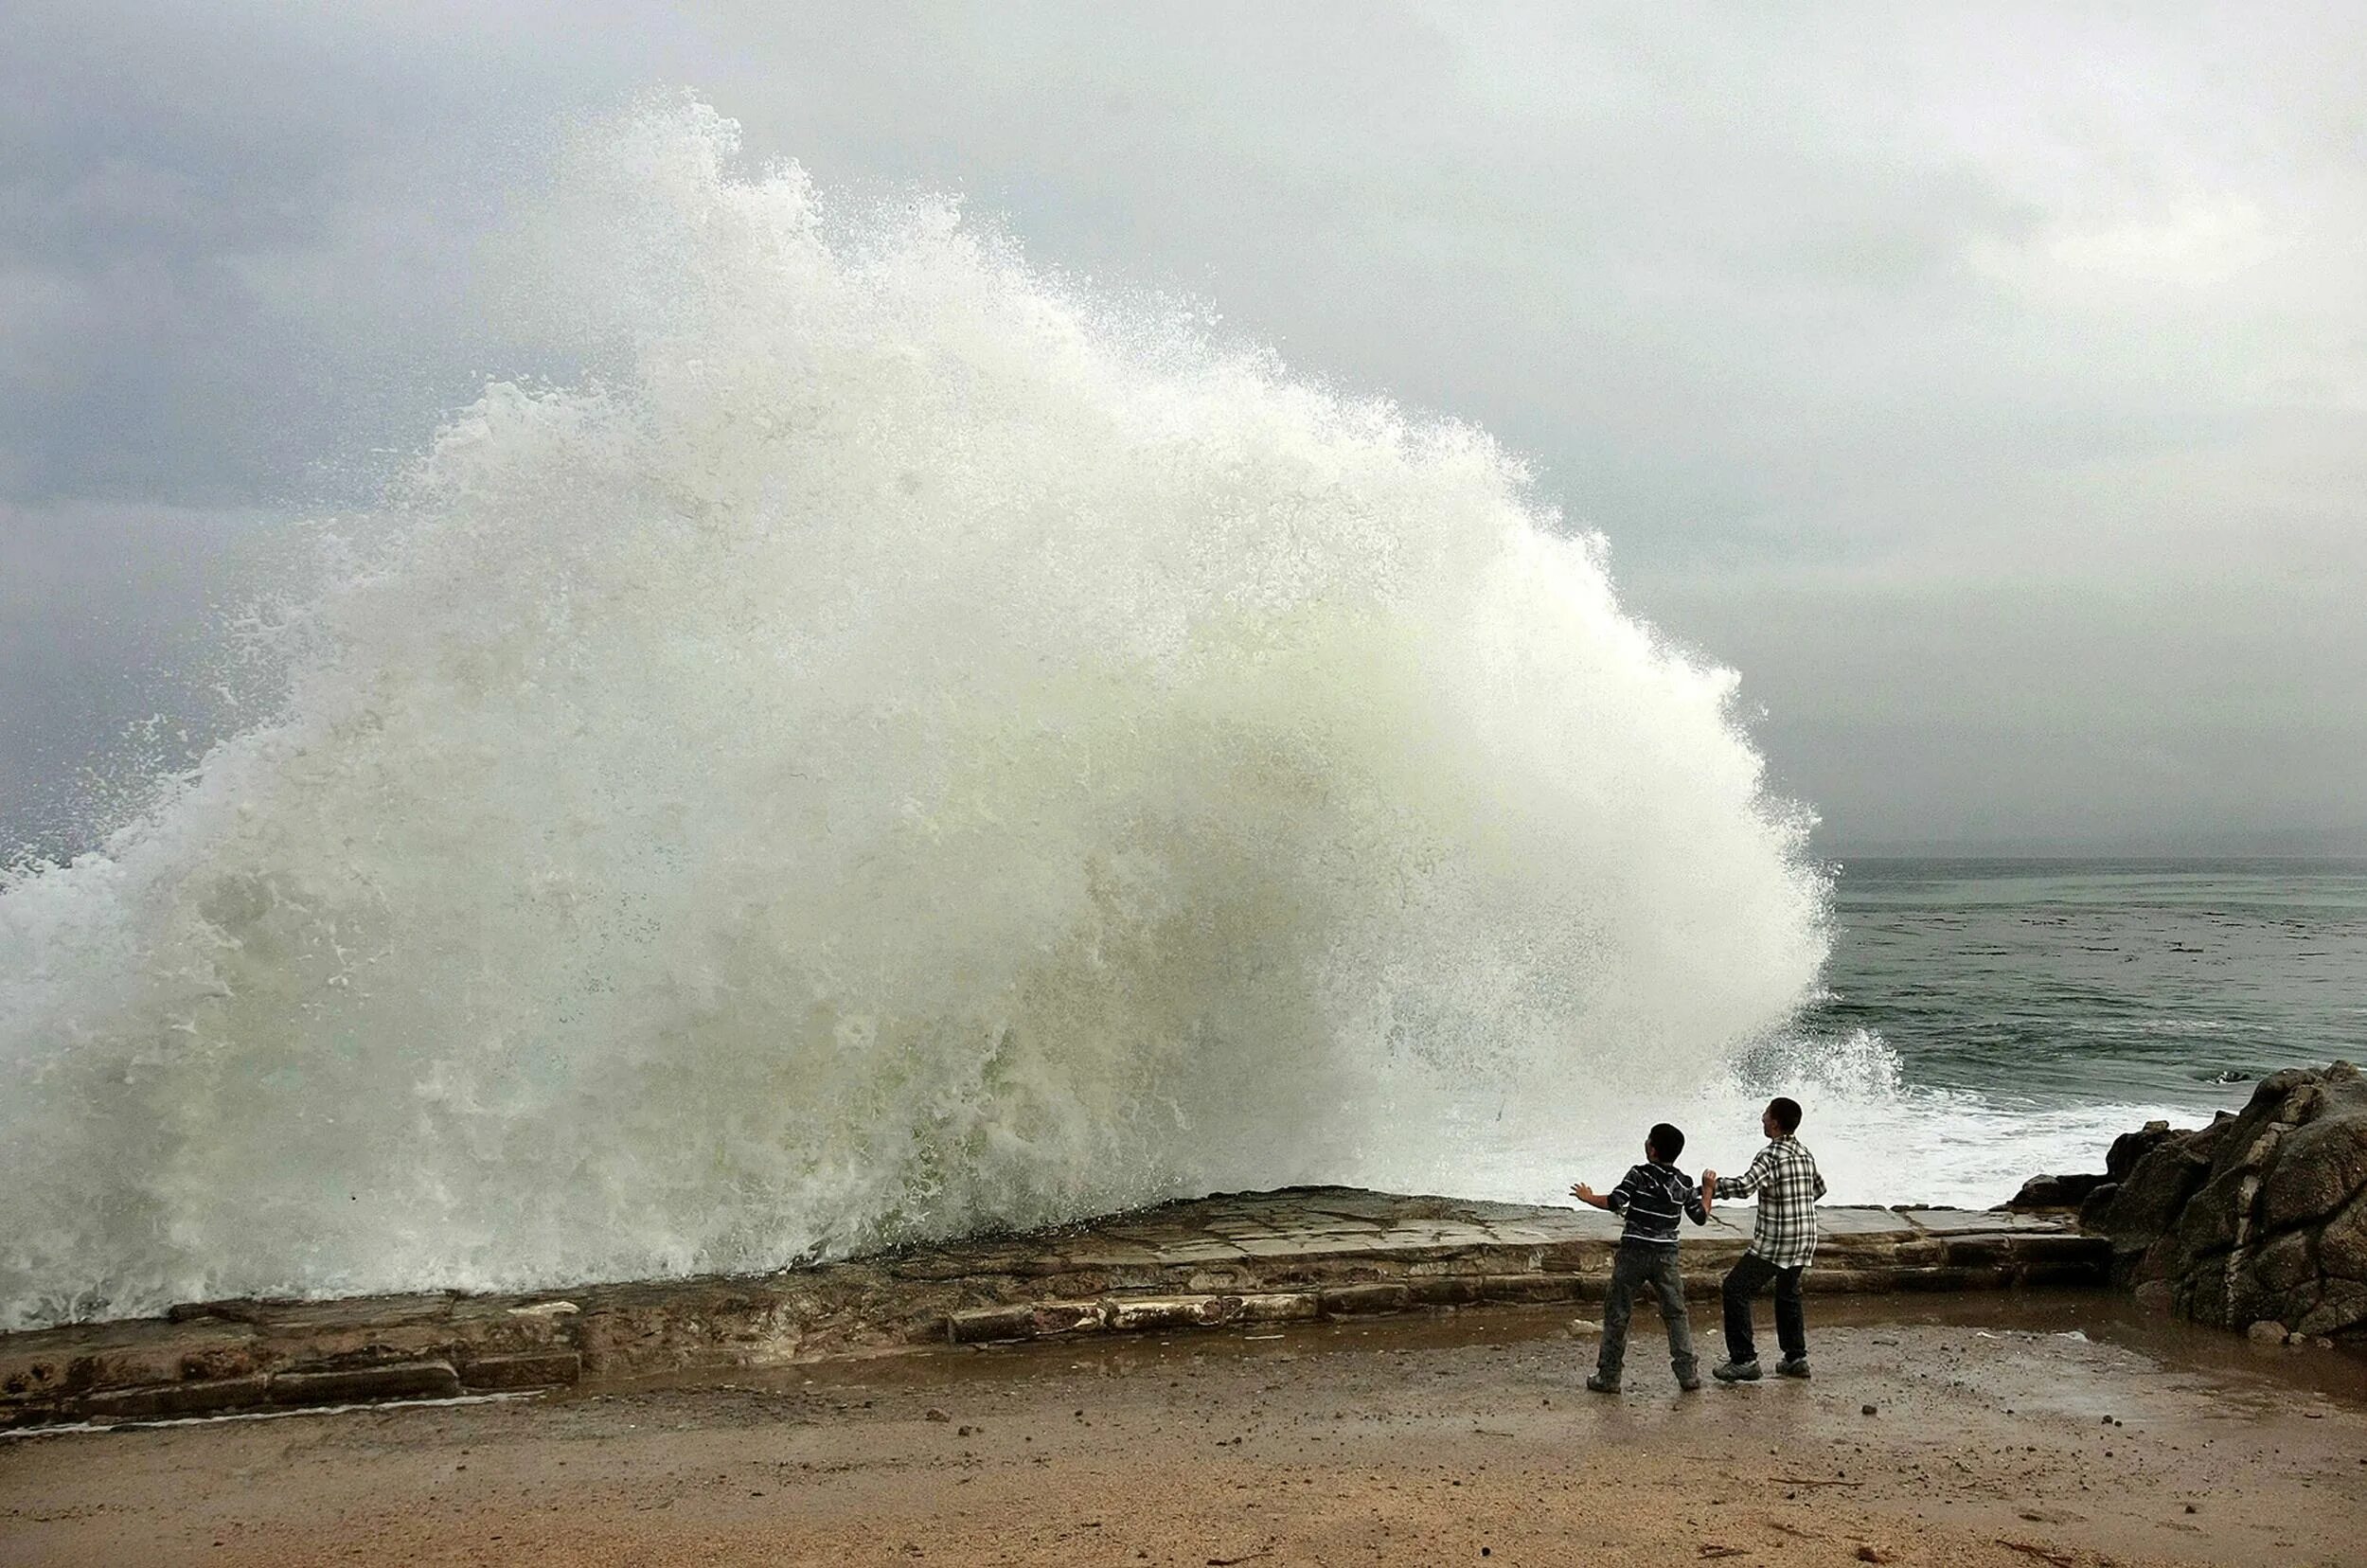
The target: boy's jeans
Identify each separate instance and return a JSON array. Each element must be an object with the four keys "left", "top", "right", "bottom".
[
  {"left": 1721, "top": 1252, "right": 1806, "bottom": 1363},
  {"left": 1595, "top": 1238, "right": 1698, "bottom": 1384}
]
